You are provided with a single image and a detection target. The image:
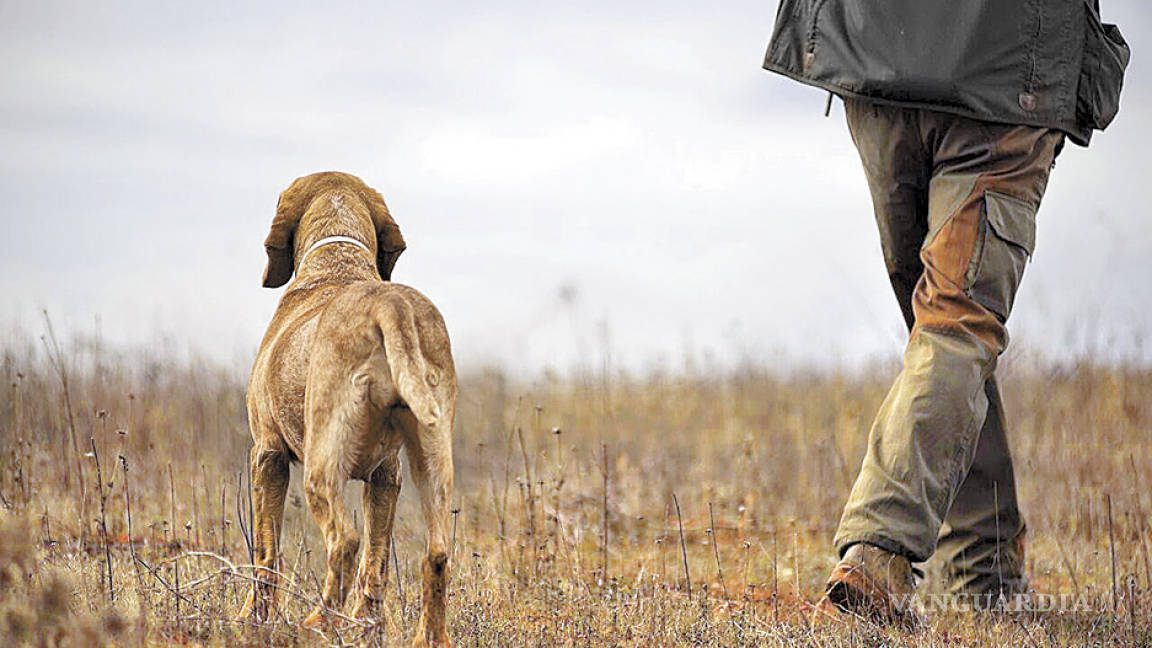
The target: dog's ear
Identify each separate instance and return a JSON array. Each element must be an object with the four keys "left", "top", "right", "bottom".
[
  {"left": 361, "top": 186, "right": 406, "bottom": 281},
  {"left": 261, "top": 177, "right": 313, "bottom": 288}
]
